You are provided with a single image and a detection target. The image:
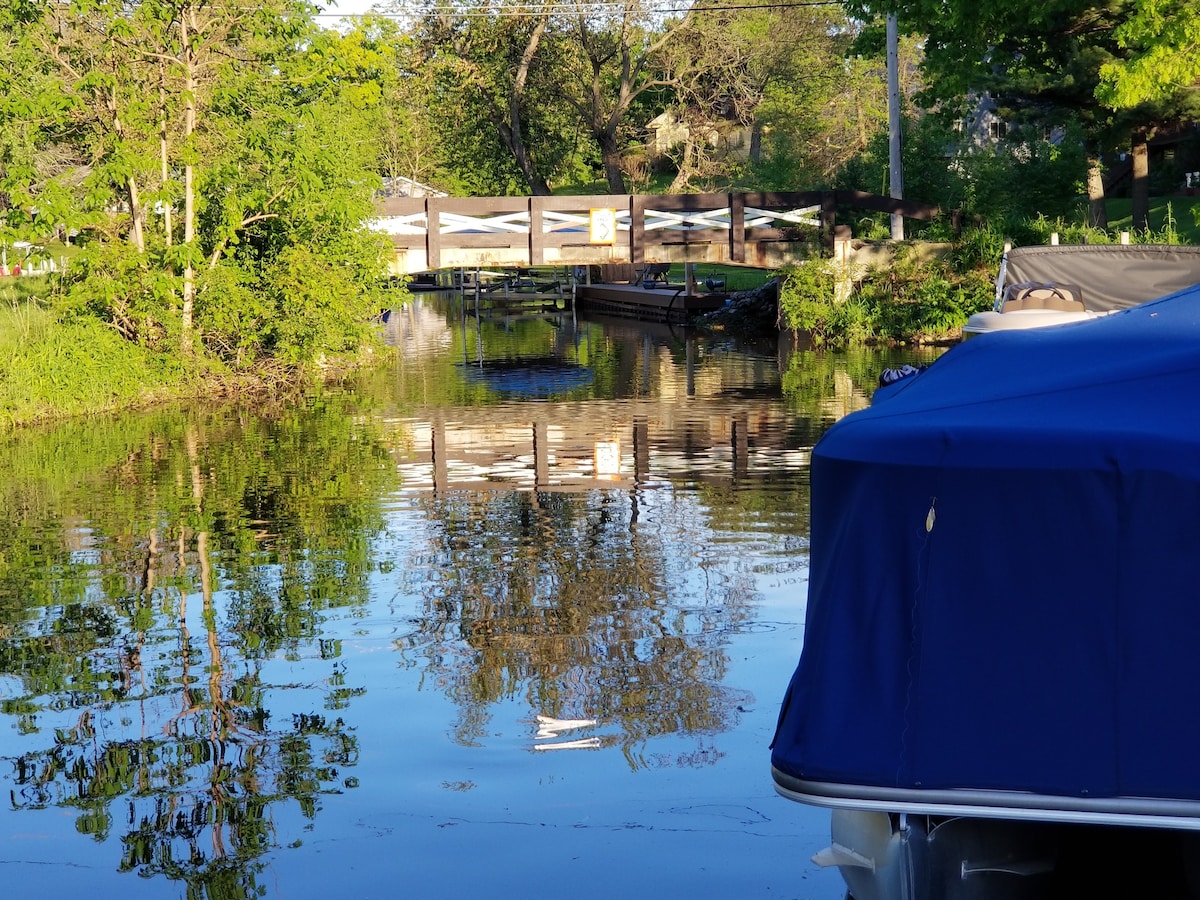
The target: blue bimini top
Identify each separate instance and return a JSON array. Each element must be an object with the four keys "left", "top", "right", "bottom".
[{"left": 770, "top": 286, "right": 1200, "bottom": 824}]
